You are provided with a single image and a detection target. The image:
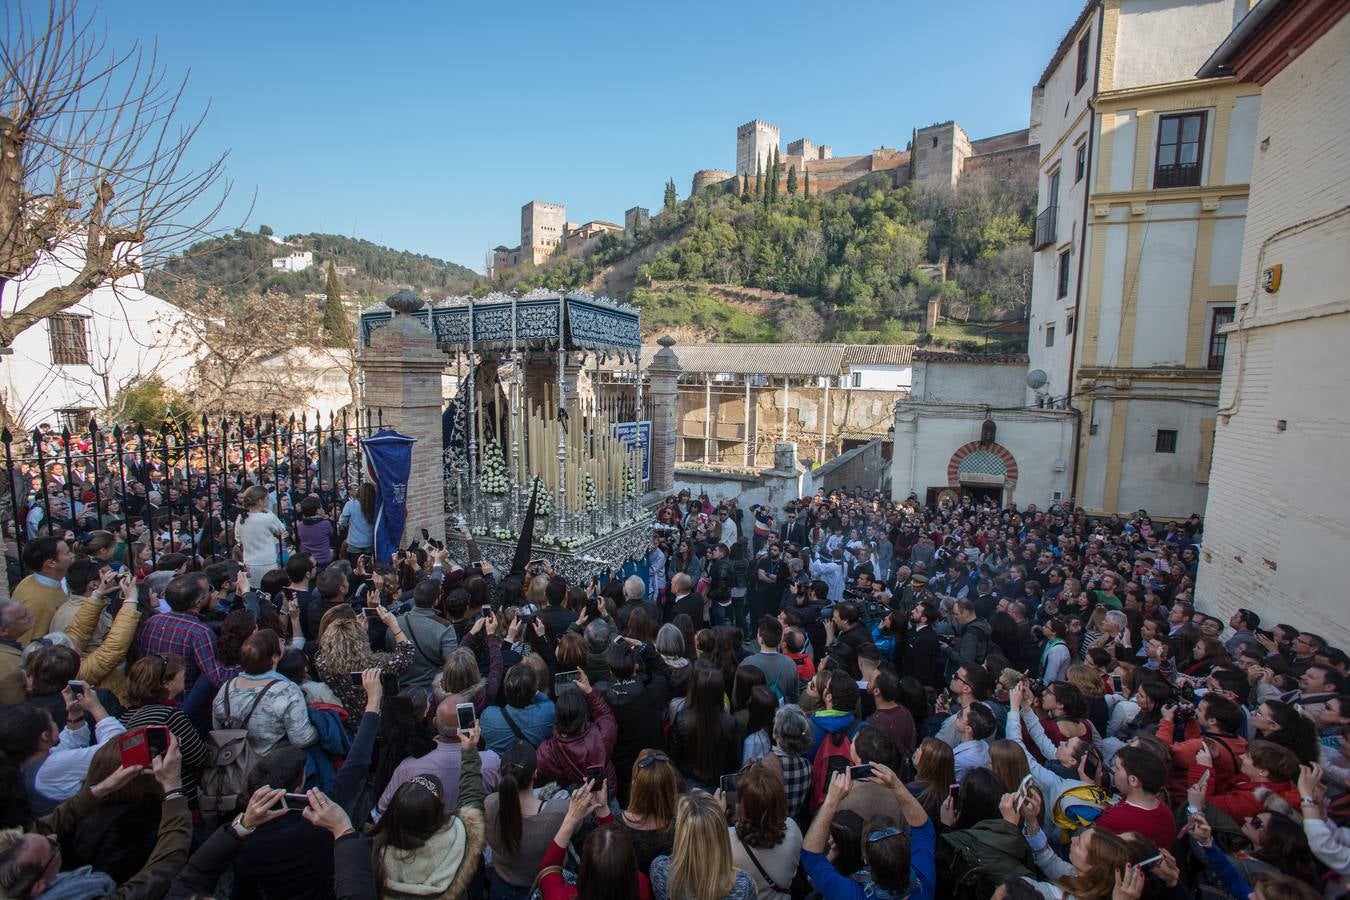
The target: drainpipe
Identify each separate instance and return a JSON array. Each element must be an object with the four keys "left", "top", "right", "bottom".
[{"left": 1066, "top": 1, "right": 1105, "bottom": 510}]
